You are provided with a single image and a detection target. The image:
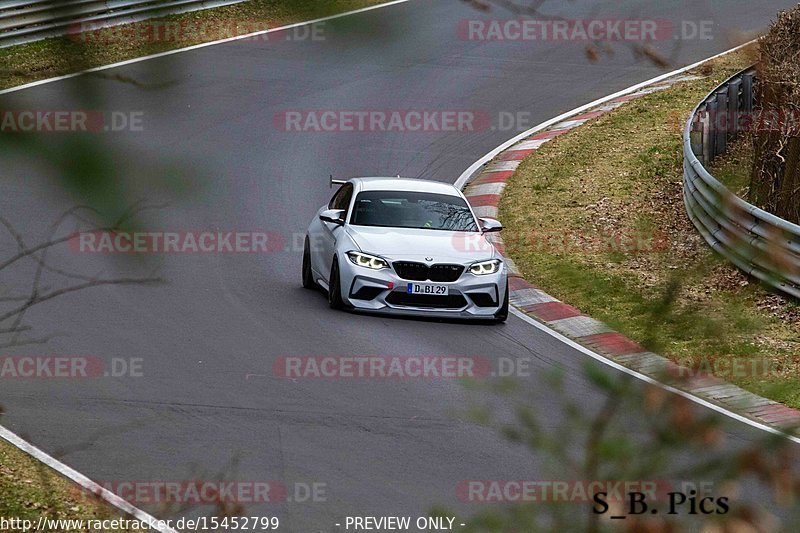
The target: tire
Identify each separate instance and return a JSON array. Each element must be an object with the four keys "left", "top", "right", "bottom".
[
  {"left": 302, "top": 237, "right": 316, "bottom": 289},
  {"left": 328, "top": 258, "right": 345, "bottom": 310},
  {"left": 494, "top": 281, "right": 509, "bottom": 322}
]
